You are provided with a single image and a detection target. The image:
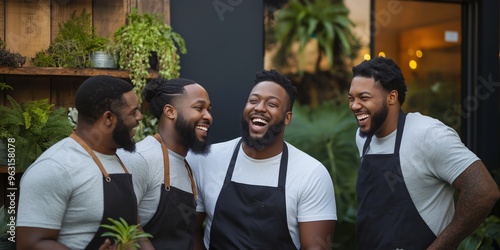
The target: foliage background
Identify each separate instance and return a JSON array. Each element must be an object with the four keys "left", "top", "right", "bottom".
[{"left": 284, "top": 99, "right": 359, "bottom": 249}]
